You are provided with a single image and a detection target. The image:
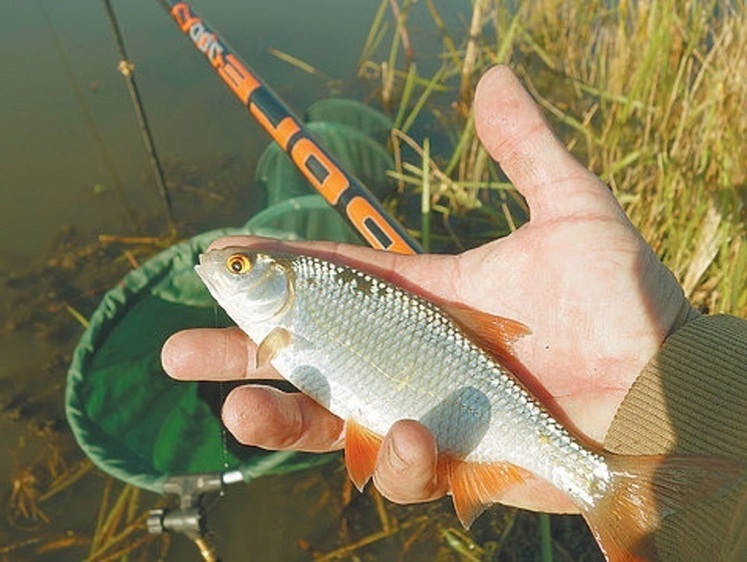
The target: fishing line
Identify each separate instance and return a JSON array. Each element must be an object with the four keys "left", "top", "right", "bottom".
[
  {"left": 38, "top": 0, "right": 142, "bottom": 231},
  {"left": 210, "top": 302, "right": 231, "bottom": 479},
  {"left": 103, "top": 0, "right": 177, "bottom": 236}
]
